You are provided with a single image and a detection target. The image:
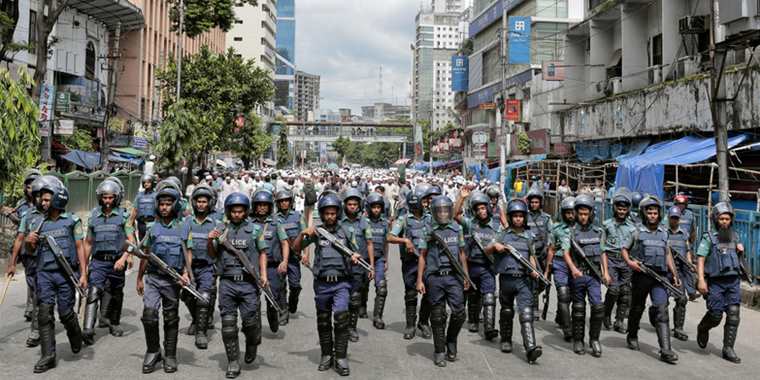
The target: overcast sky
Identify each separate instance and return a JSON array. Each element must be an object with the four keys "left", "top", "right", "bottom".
[{"left": 295, "top": 0, "right": 419, "bottom": 114}]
